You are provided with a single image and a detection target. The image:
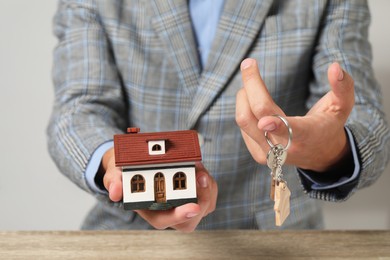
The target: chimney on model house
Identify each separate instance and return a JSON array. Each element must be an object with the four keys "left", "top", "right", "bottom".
[{"left": 127, "top": 127, "right": 140, "bottom": 134}]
